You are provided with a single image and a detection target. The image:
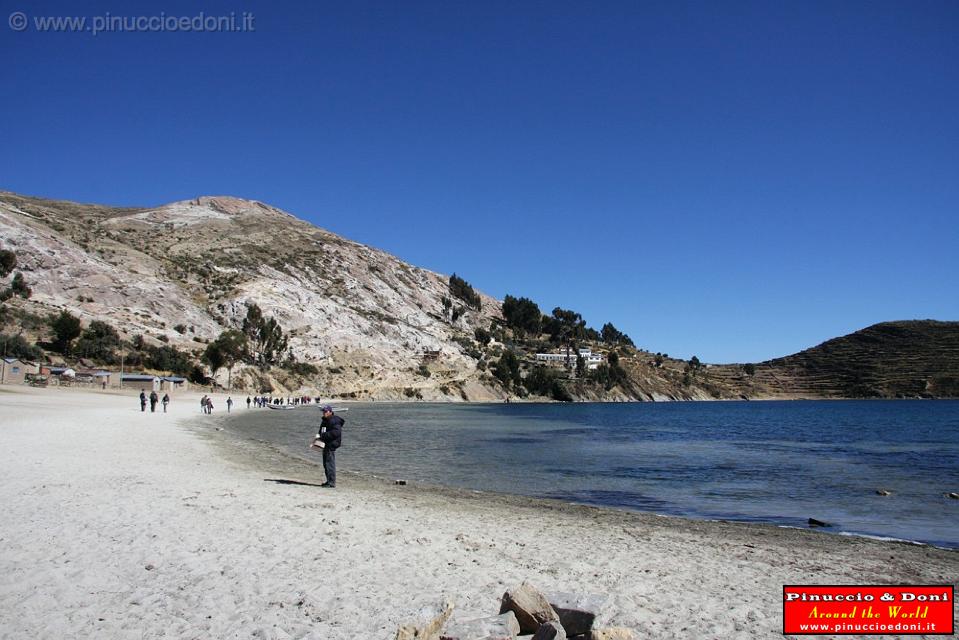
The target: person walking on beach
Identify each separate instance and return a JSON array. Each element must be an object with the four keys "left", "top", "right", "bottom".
[
  {"left": 246, "top": 396, "right": 251, "bottom": 409},
  {"left": 200, "top": 395, "right": 208, "bottom": 414},
  {"left": 226, "top": 396, "right": 233, "bottom": 413},
  {"left": 206, "top": 397, "right": 214, "bottom": 414},
  {"left": 139, "top": 390, "right": 147, "bottom": 412},
  {"left": 162, "top": 393, "right": 170, "bottom": 413},
  {"left": 313, "top": 405, "right": 343, "bottom": 488},
  {"left": 149, "top": 390, "right": 158, "bottom": 413}
]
